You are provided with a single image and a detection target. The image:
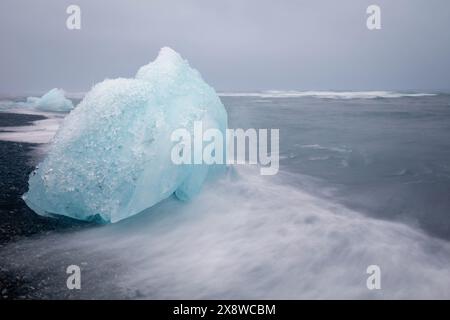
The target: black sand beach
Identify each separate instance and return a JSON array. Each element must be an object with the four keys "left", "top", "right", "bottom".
[{"left": 0, "top": 112, "right": 88, "bottom": 299}]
